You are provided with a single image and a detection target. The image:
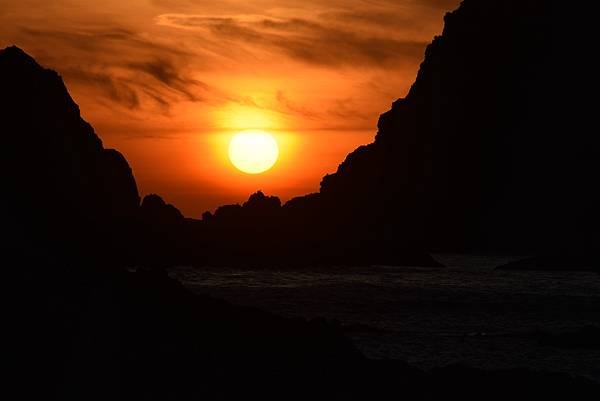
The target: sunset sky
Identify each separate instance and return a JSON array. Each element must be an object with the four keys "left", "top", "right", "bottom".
[{"left": 0, "top": 0, "right": 460, "bottom": 217}]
